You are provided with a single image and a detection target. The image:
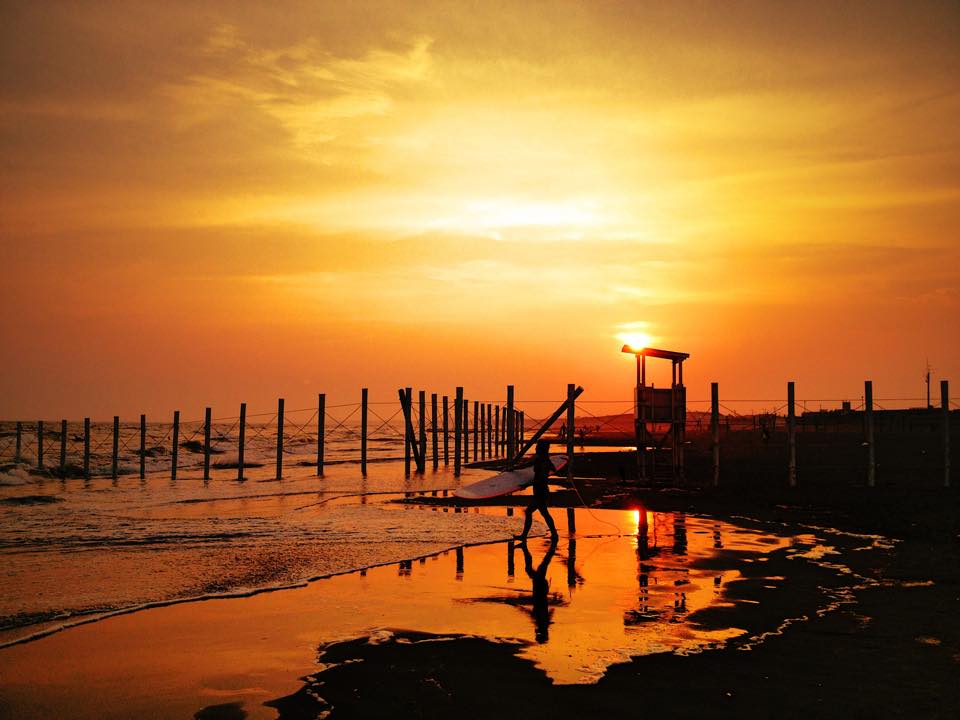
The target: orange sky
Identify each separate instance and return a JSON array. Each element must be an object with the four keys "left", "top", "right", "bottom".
[{"left": 1, "top": 1, "right": 958, "bottom": 419}]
